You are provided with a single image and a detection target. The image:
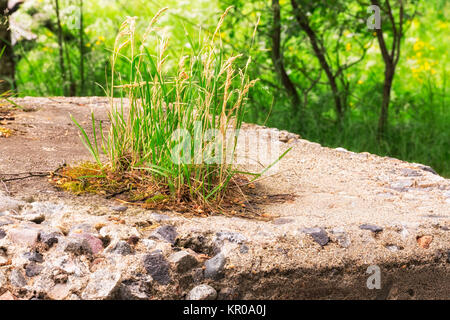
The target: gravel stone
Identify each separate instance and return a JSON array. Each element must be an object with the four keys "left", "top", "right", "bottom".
[
  {"left": 331, "top": 228, "right": 351, "bottom": 248},
  {"left": 168, "top": 250, "right": 198, "bottom": 273},
  {"left": 215, "top": 231, "right": 246, "bottom": 244},
  {"left": 112, "top": 241, "right": 134, "bottom": 255},
  {"left": 301, "top": 228, "right": 329, "bottom": 246},
  {"left": 111, "top": 206, "right": 128, "bottom": 212},
  {"left": 25, "top": 262, "right": 43, "bottom": 277},
  {"left": 64, "top": 237, "right": 93, "bottom": 256},
  {"left": 418, "top": 165, "right": 437, "bottom": 175},
  {"left": 39, "top": 232, "right": 61, "bottom": 248},
  {"left": 81, "top": 269, "right": 122, "bottom": 300},
  {"left": 186, "top": 284, "right": 217, "bottom": 300},
  {"left": 359, "top": 224, "right": 383, "bottom": 233},
  {"left": 8, "top": 228, "right": 40, "bottom": 246},
  {"left": 239, "top": 244, "right": 249, "bottom": 254},
  {"left": 204, "top": 253, "right": 226, "bottom": 279},
  {"left": 24, "top": 251, "right": 44, "bottom": 263},
  {"left": 151, "top": 225, "right": 177, "bottom": 244},
  {"left": 143, "top": 250, "right": 171, "bottom": 285},
  {"left": 9, "top": 269, "right": 27, "bottom": 287},
  {"left": 74, "top": 233, "right": 103, "bottom": 254},
  {"left": 117, "top": 279, "right": 150, "bottom": 300}
]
